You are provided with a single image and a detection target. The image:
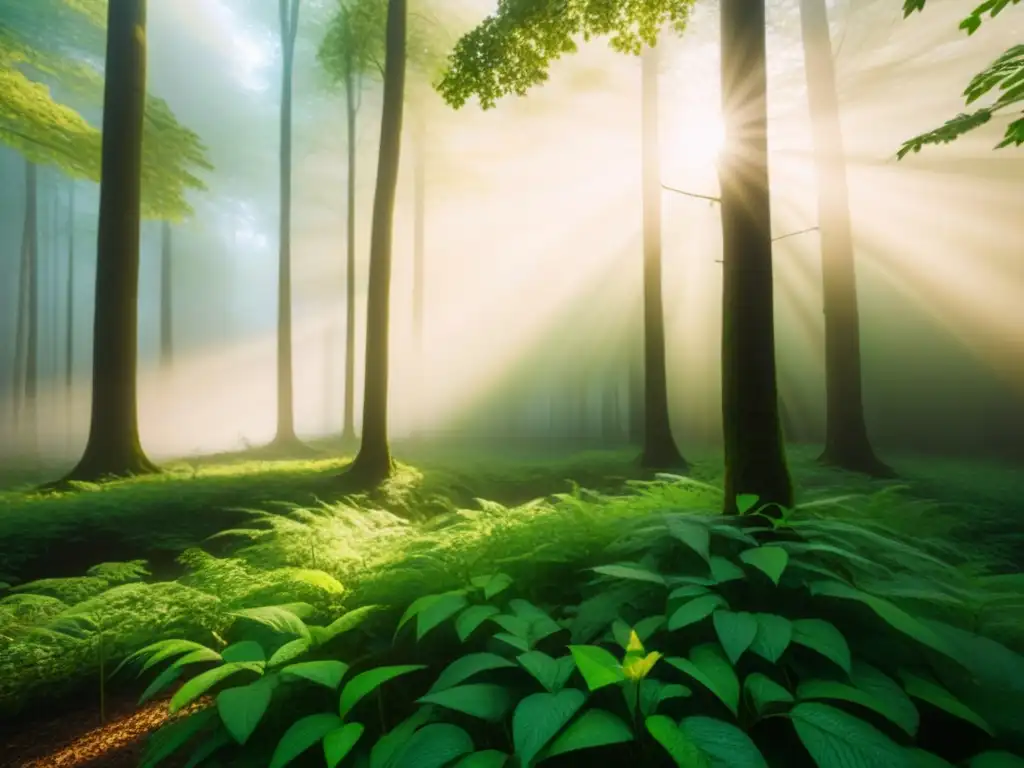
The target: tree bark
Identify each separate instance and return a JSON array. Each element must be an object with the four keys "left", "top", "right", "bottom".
[
  {"left": 800, "top": 0, "right": 893, "bottom": 477},
  {"left": 346, "top": 0, "right": 406, "bottom": 483},
  {"left": 12, "top": 160, "right": 36, "bottom": 432},
  {"left": 342, "top": 47, "right": 358, "bottom": 443},
  {"left": 718, "top": 0, "right": 793, "bottom": 514},
  {"left": 159, "top": 220, "right": 173, "bottom": 368},
  {"left": 273, "top": 0, "right": 302, "bottom": 447},
  {"left": 62, "top": 0, "right": 158, "bottom": 482},
  {"left": 640, "top": 45, "right": 687, "bottom": 470}
]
